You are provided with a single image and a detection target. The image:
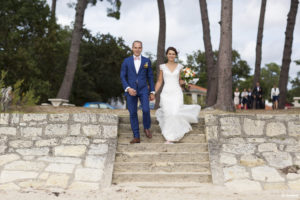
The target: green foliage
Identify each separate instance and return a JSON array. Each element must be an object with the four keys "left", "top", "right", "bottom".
[
  {"left": 185, "top": 50, "right": 251, "bottom": 90},
  {"left": 70, "top": 31, "right": 131, "bottom": 105},
  {"left": 0, "top": 0, "right": 128, "bottom": 106},
  {"left": 0, "top": 71, "right": 39, "bottom": 108},
  {"left": 290, "top": 72, "right": 300, "bottom": 90},
  {"left": 0, "top": 71, "right": 8, "bottom": 103},
  {"left": 22, "top": 88, "right": 40, "bottom": 106},
  {"left": 287, "top": 60, "right": 300, "bottom": 102},
  {"left": 0, "top": 0, "right": 70, "bottom": 103},
  {"left": 197, "top": 95, "right": 206, "bottom": 107},
  {"left": 237, "top": 76, "right": 253, "bottom": 93},
  {"left": 11, "top": 80, "right": 23, "bottom": 106},
  {"left": 11, "top": 79, "right": 40, "bottom": 106},
  {"left": 183, "top": 94, "right": 205, "bottom": 106},
  {"left": 183, "top": 94, "right": 192, "bottom": 104},
  {"left": 0, "top": 71, "right": 7, "bottom": 89},
  {"left": 231, "top": 51, "right": 251, "bottom": 90},
  {"left": 106, "top": 0, "right": 121, "bottom": 19},
  {"left": 86, "top": 0, "right": 121, "bottom": 19},
  {"left": 260, "top": 62, "right": 281, "bottom": 101}
]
